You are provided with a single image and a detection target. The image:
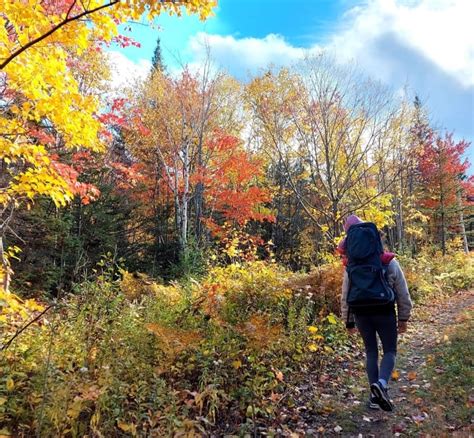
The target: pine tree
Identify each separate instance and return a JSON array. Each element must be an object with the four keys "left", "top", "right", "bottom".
[{"left": 151, "top": 36, "right": 164, "bottom": 72}]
